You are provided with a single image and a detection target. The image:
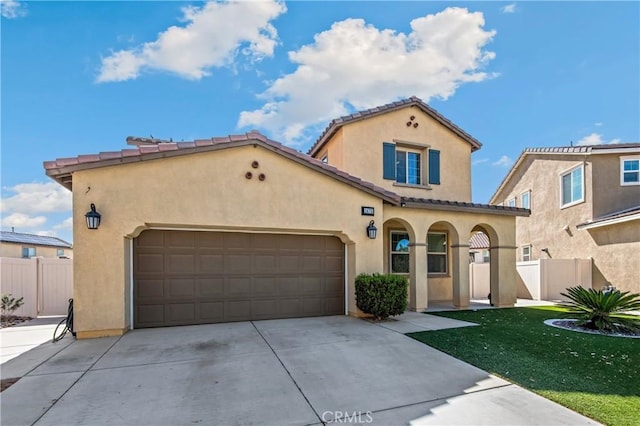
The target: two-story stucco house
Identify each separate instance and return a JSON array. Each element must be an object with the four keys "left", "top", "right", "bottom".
[
  {"left": 44, "top": 97, "right": 527, "bottom": 338},
  {"left": 490, "top": 144, "right": 640, "bottom": 294}
]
